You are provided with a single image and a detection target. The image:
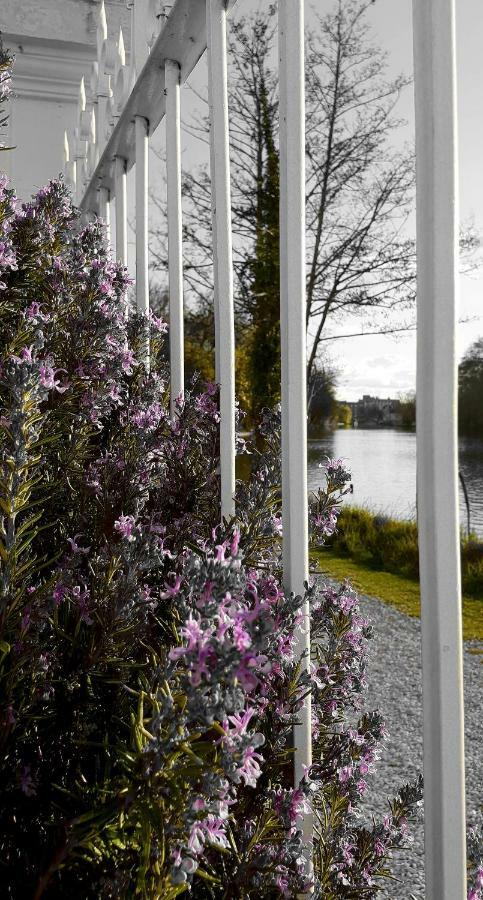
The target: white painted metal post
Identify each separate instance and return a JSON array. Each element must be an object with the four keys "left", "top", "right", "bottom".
[
  {"left": 114, "top": 155, "right": 128, "bottom": 267},
  {"left": 135, "top": 115, "right": 150, "bottom": 366},
  {"left": 279, "top": 0, "right": 312, "bottom": 881},
  {"left": 99, "top": 186, "right": 111, "bottom": 245},
  {"left": 165, "top": 59, "right": 184, "bottom": 416},
  {"left": 135, "top": 115, "right": 149, "bottom": 316},
  {"left": 206, "top": 0, "right": 236, "bottom": 521},
  {"left": 412, "top": 3, "right": 466, "bottom": 899}
]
